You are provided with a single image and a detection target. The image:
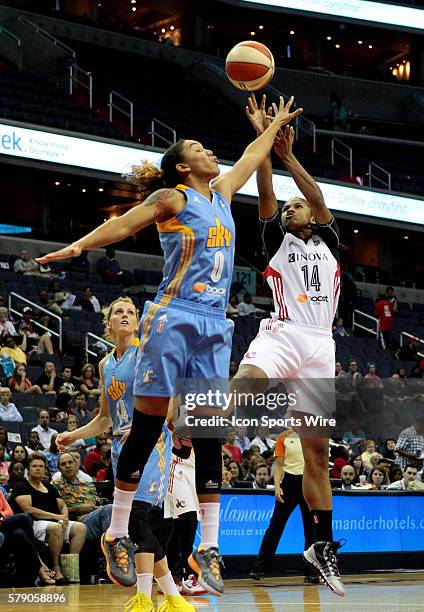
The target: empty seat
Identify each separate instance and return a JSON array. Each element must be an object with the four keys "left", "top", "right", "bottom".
[{"left": 34, "top": 394, "right": 56, "bottom": 409}]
